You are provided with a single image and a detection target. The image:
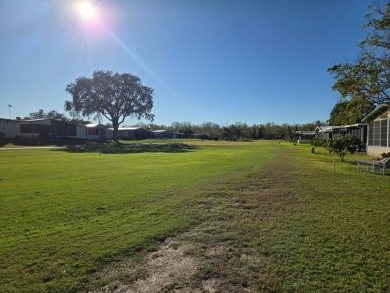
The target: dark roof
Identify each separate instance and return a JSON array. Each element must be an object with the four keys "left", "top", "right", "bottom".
[{"left": 362, "top": 104, "right": 390, "bottom": 122}]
